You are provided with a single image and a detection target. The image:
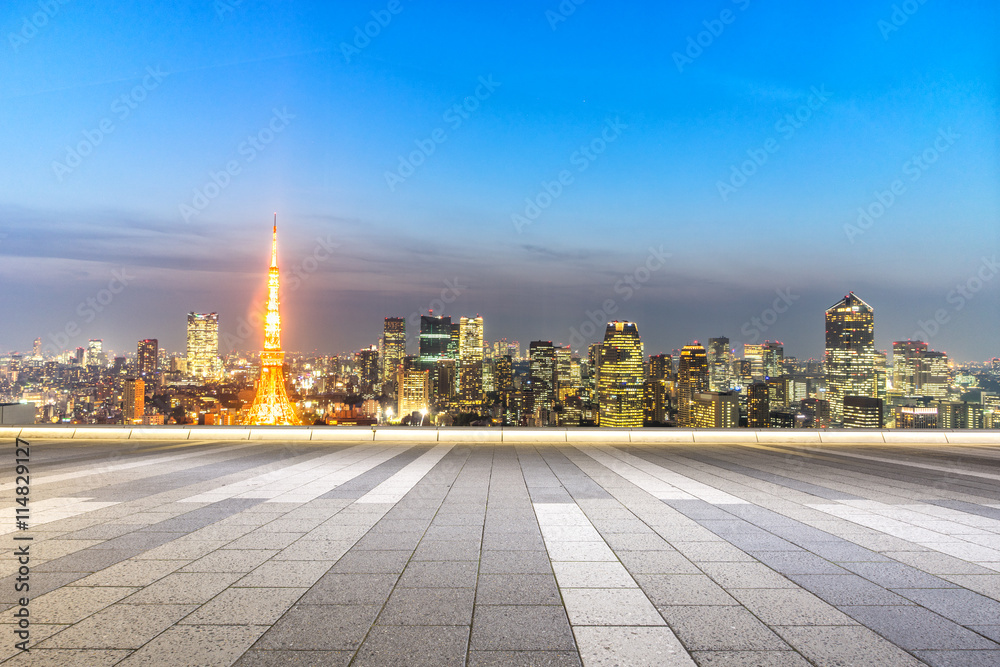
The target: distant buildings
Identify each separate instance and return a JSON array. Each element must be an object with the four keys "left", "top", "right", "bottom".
[
  {"left": 137, "top": 339, "right": 158, "bottom": 377},
  {"left": 825, "top": 293, "right": 877, "bottom": 424},
  {"left": 678, "top": 343, "right": 709, "bottom": 427},
  {"left": 186, "top": 313, "right": 221, "bottom": 381},
  {"left": 458, "top": 316, "right": 484, "bottom": 408},
  {"left": 597, "top": 321, "right": 643, "bottom": 428},
  {"left": 381, "top": 317, "right": 406, "bottom": 390}
]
